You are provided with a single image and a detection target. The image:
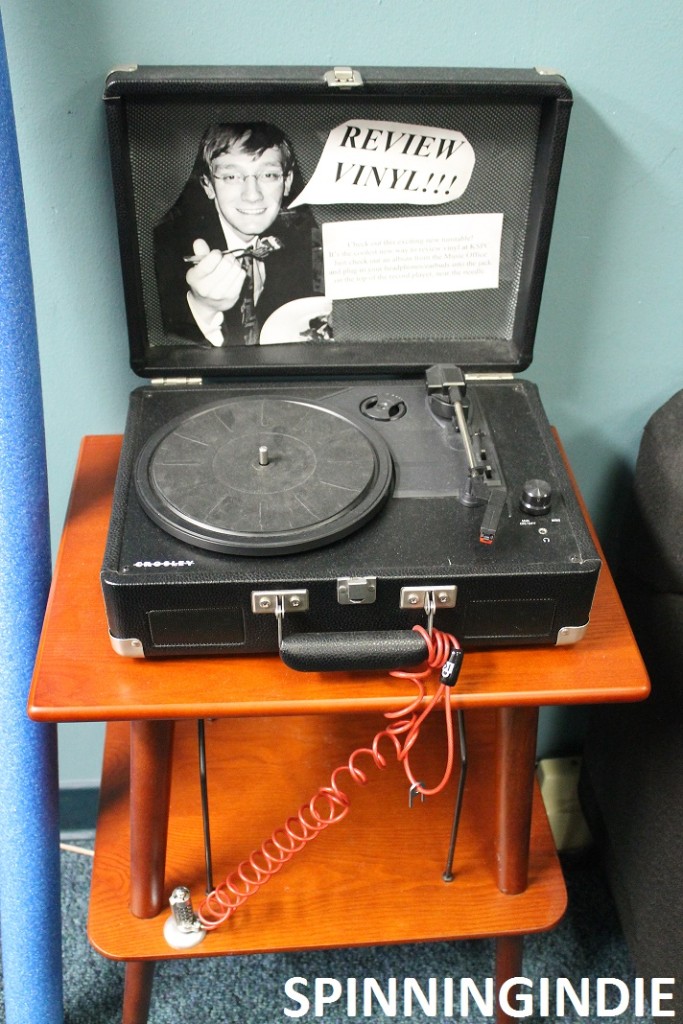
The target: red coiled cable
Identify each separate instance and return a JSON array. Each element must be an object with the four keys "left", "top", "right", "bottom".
[{"left": 197, "top": 626, "right": 460, "bottom": 931}]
